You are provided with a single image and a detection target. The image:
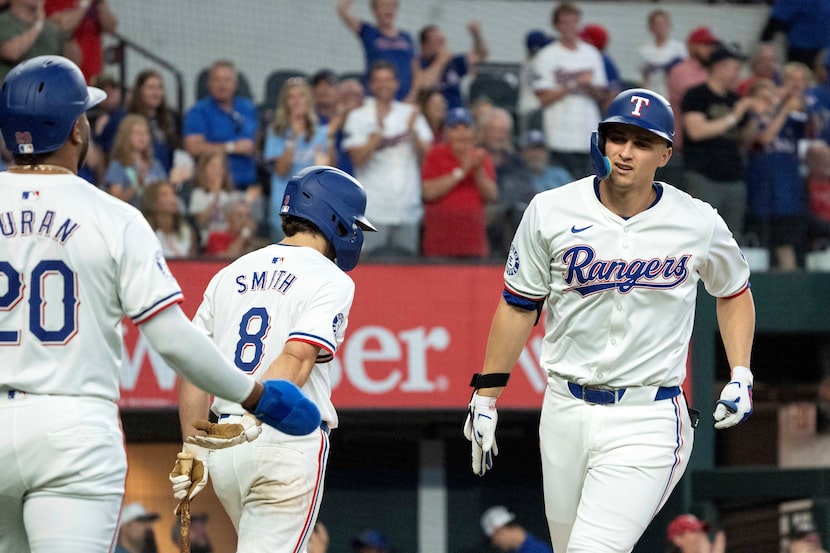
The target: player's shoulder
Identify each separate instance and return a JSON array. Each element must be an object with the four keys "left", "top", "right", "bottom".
[
  {"left": 657, "top": 181, "right": 720, "bottom": 218},
  {"left": 532, "top": 175, "right": 591, "bottom": 205},
  {"left": 78, "top": 180, "right": 147, "bottom": 220}
]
